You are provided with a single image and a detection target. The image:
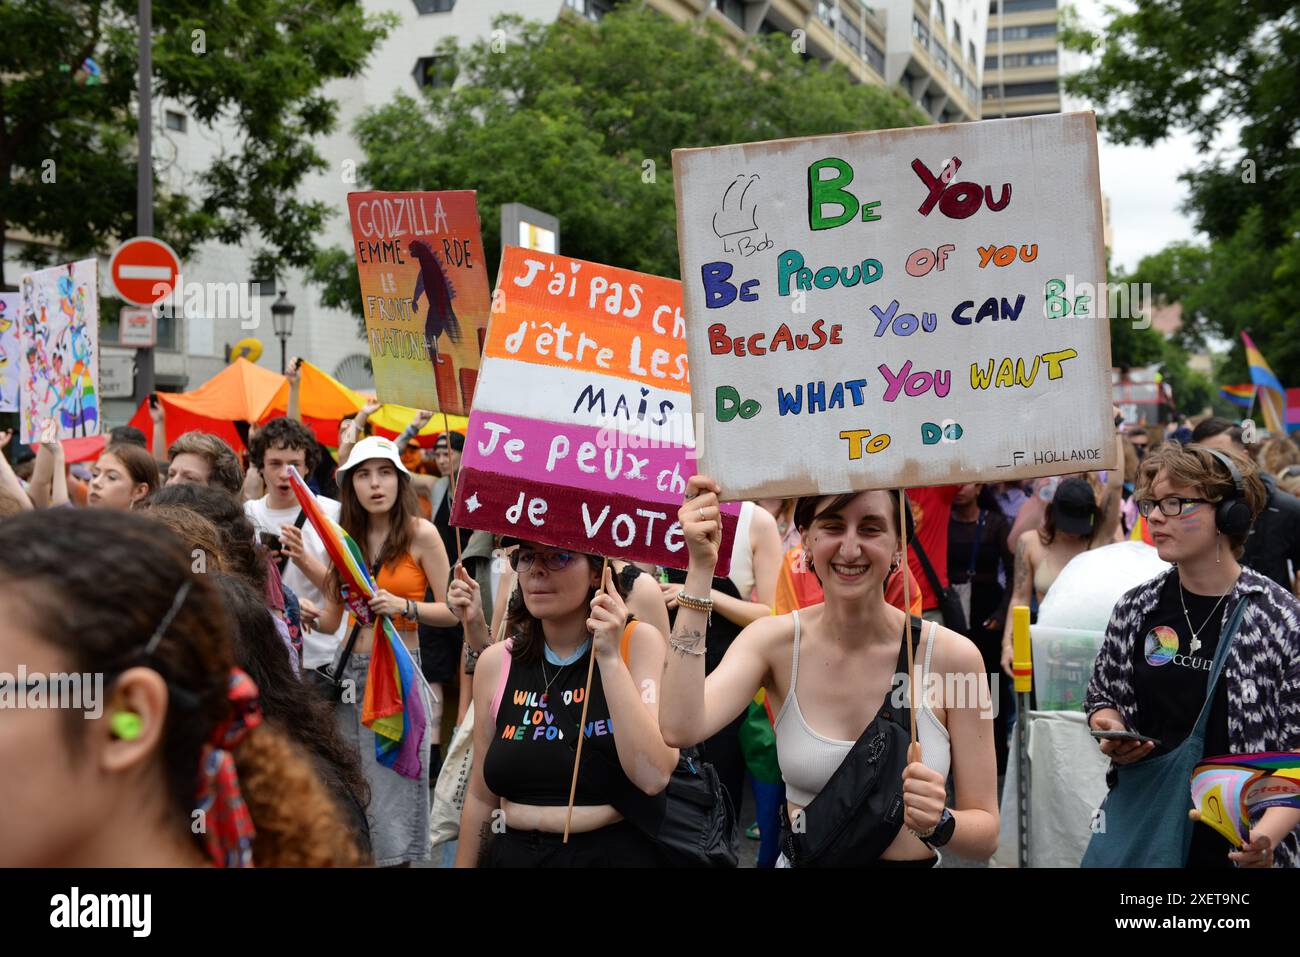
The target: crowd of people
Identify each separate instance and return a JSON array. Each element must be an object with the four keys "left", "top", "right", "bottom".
[{"left": 2, "top": 366, "right": 1298, "bottom": 868}]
